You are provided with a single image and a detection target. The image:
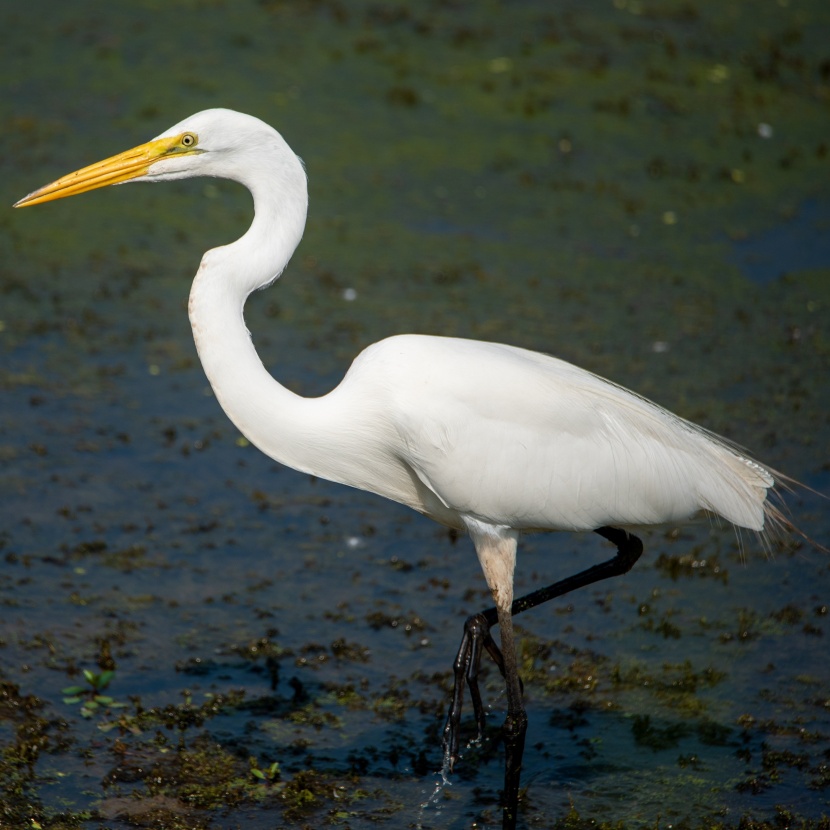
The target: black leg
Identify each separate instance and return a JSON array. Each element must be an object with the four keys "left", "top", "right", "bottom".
[
  {"left": 496, "top": 602, "right": 526, "bottom": 830},
  {"left": 443, "top": 611, "right": 503, "bottom": 767},
  {"left": 442, "top": 526, "right": 644, "bottom": 827}
]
